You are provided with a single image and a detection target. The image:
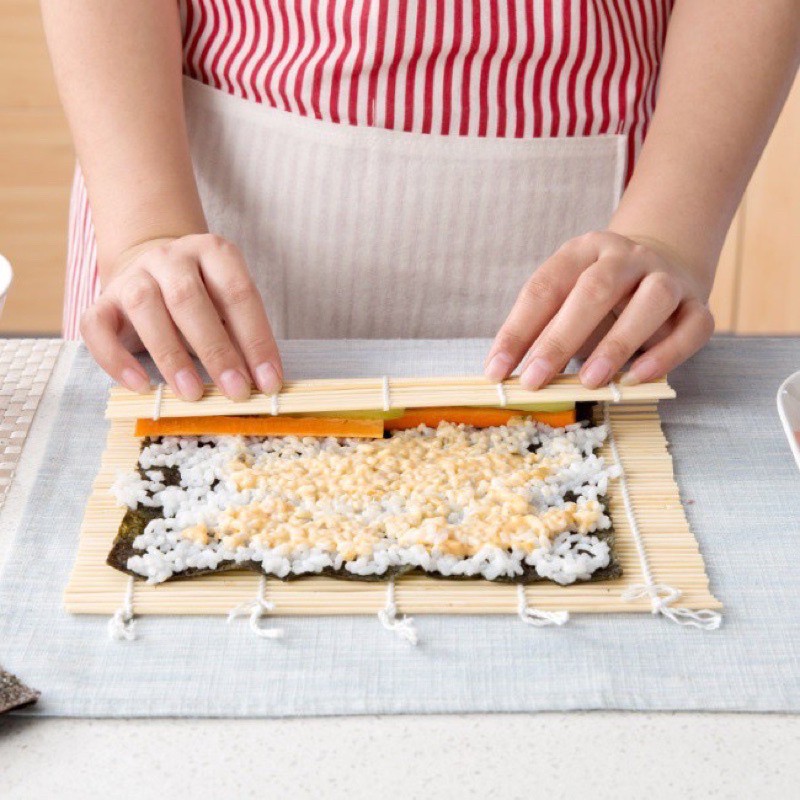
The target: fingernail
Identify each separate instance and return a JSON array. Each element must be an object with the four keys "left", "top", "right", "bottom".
[
  {"left": 621, "top": 357, "right": 657, "bottom": 386},
  {"left": 175, "top": 368, "right": 204, "bottom": 401},
  {"left": 520, "top": 358, "right": 552, "bottom": 391},
  {"left": 255, "top": 362, "right": 282, "bottom": 395},
  {"left": 121, "top": 367, "right": 150, "bottom": 393},
  {"left": 581, "top": 356, "right": 614, "bottom": 389},
  {"left": 485, "top": 352, "right": 512, "bottom": 382},
  {"left": 220, "top": 368, "right": 251, "bottom": 401}
]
